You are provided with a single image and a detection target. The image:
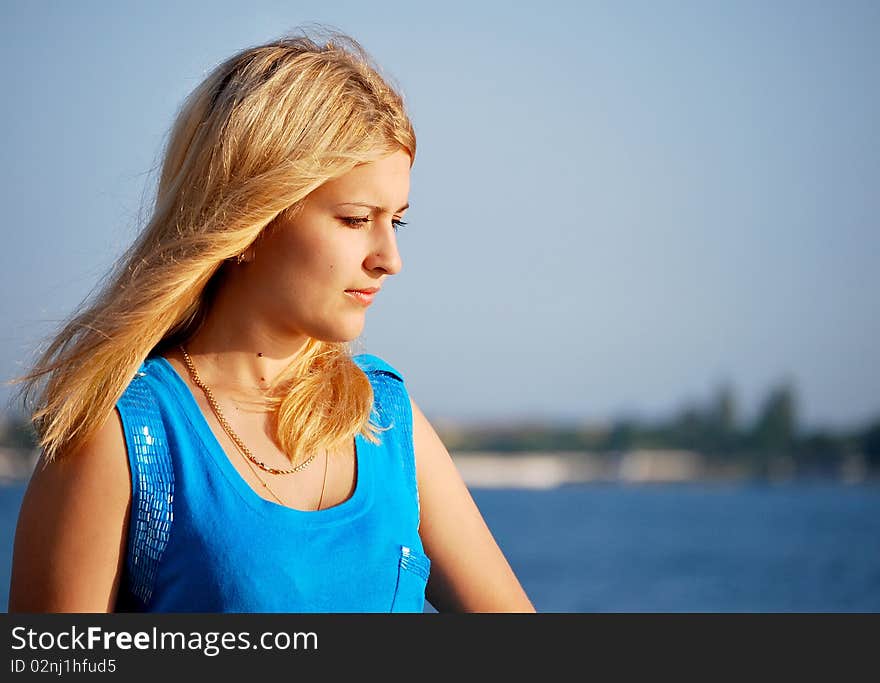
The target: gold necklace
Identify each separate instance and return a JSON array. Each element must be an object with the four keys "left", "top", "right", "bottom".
[
  {"left": 179, "top": 345, "right": 329, "bottom": 510},
  {"left": 180, "top": 345, "right": 317, "bottom": 475},
  {"left": 238, "top": 435, "right": 329, "bottom": 511}
]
